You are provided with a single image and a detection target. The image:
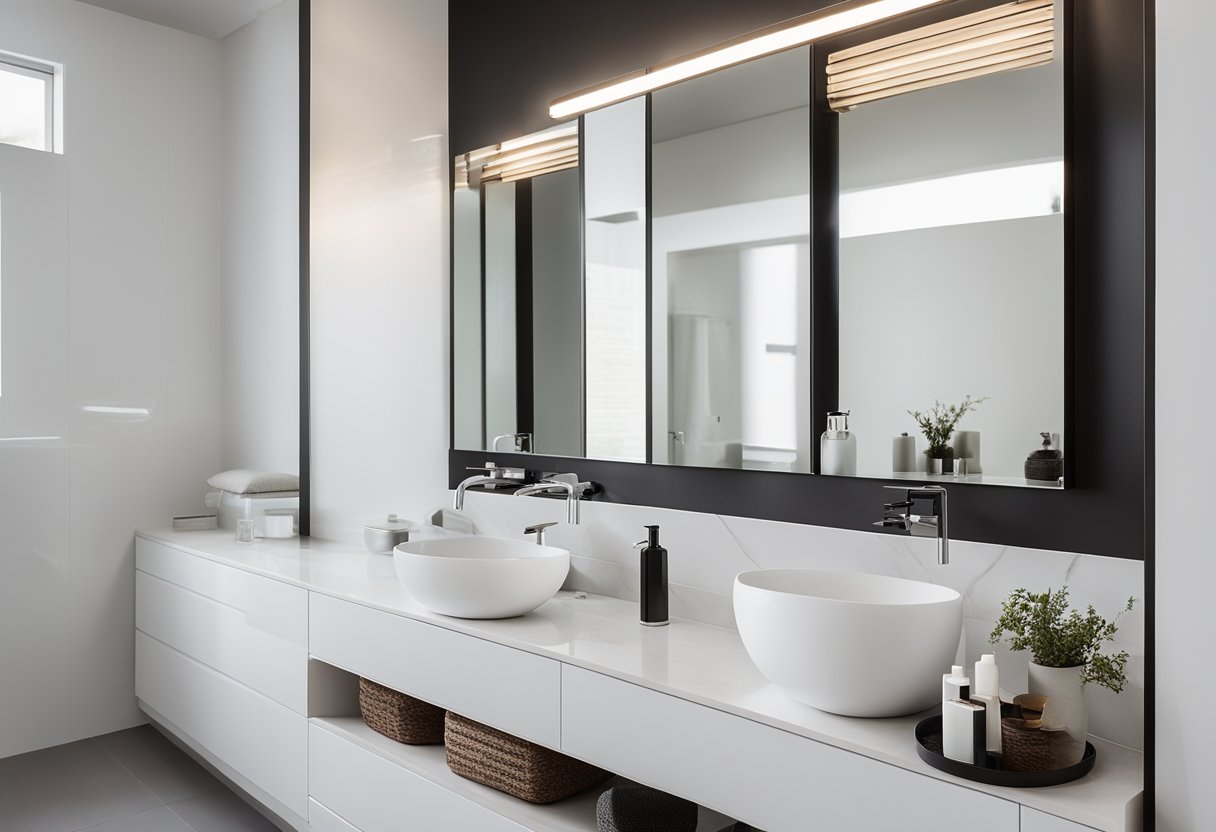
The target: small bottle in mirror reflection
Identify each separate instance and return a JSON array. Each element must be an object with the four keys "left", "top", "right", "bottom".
[
  {"left": 821, "top": 411, "right": 857, "bottom": 476},
  {"left": 634, "top": 525, "right": 669, "bottom": 626}
]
